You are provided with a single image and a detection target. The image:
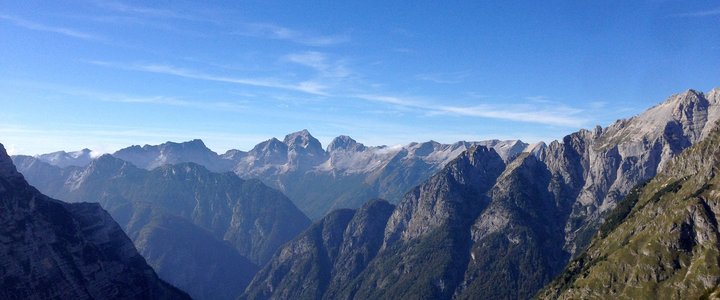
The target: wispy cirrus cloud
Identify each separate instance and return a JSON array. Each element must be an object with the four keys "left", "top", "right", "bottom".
[
  {"left": 675, "top": 7, "right": 720, "bottom": 17},
  {"left": 90, "top": 1, "right": 202, "bottom": 21},
  {"left": 0, "top": 14, "right": 103, "bottom": 40},
  {"left": 434, "top": 104, "right": 585, "bottom": 127},
  {"left": 88, "top": 61, "right": 329, "bottom": 95},
  {"left": 4, "top": 79, "right": 247, "bottom": 112},
  {"left": 90, "top": 2, "right": 349, "bottom": 45},
  {"left": 99, "top": 94, "right": 247, "bottom": 111},
  {"left": 235, "top": 23, "right": 349, "bottom": 46},
  {"left": 415, "top": 71, "right": 471, "bottom": 84},
  {"left": 524, "top": 95, "right": 551, "bottom": 103},
  {"left": 354, "top": 94, "right": 423, "bottom": 107},
  {"left": 284, "top": 51, "right": 351, "bottom": 78},
  {"left": 354, "top": 94, "right": 587, "bottom": 127}
]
